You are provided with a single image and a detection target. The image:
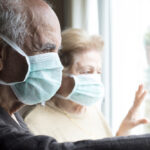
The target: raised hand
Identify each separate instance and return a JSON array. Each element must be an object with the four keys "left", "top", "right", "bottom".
[{"left": 116, "top": 84, "right": 149, "bottom": 136}]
